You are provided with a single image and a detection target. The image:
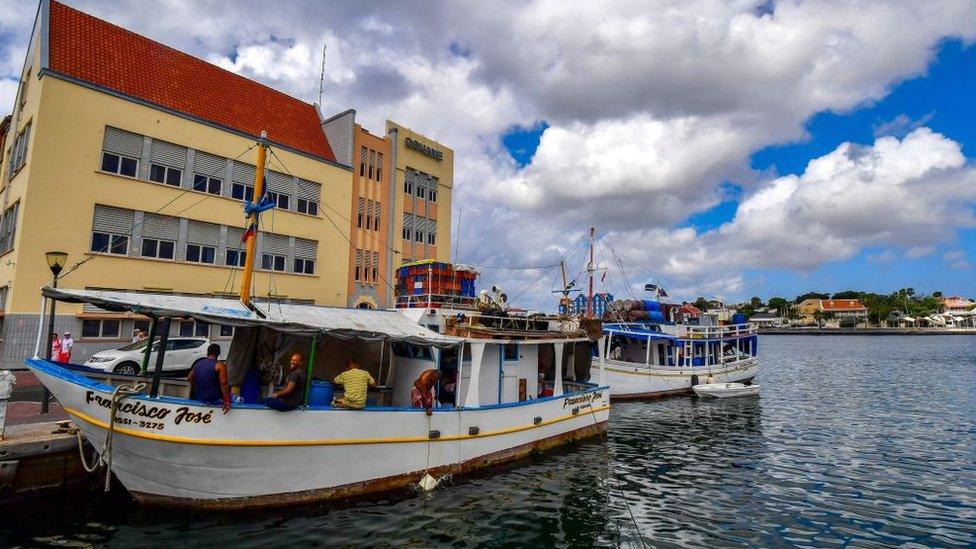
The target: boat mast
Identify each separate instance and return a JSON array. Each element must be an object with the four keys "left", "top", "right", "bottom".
[
  {"left": 240, "top": 131, "right": 269, "bottom": 309},
  {"left": 587, "top": 226, "right": 595, "bottom": 319}
]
